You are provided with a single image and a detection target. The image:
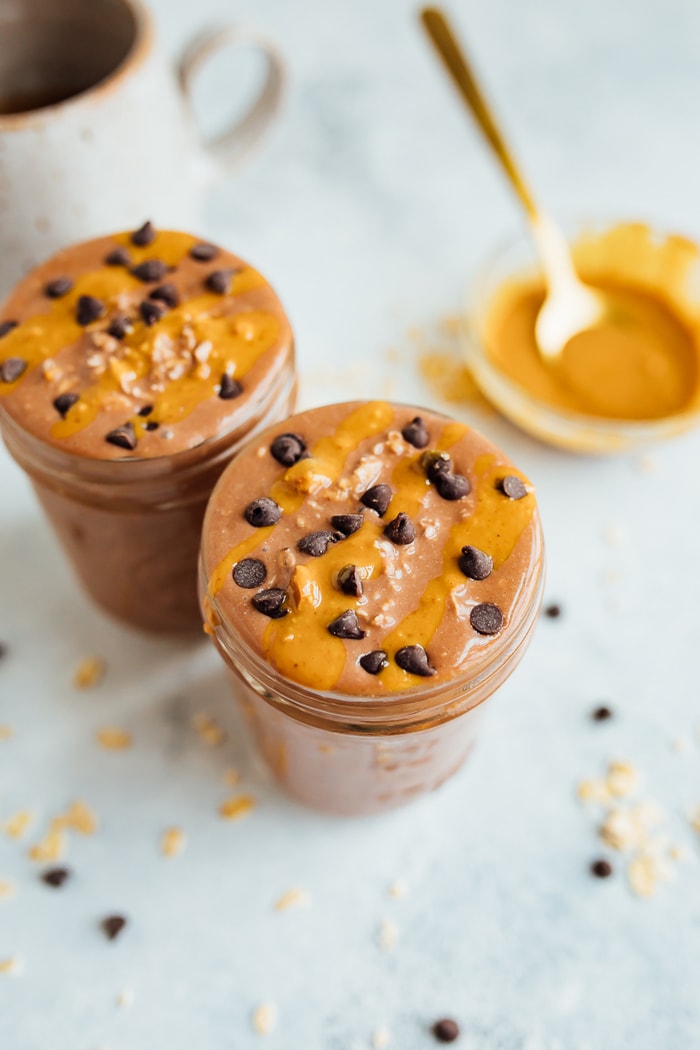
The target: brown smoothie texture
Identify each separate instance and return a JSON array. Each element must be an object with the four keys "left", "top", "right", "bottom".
[{"left": 202, "top": 401, "right": 542, "bottom": 696}]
